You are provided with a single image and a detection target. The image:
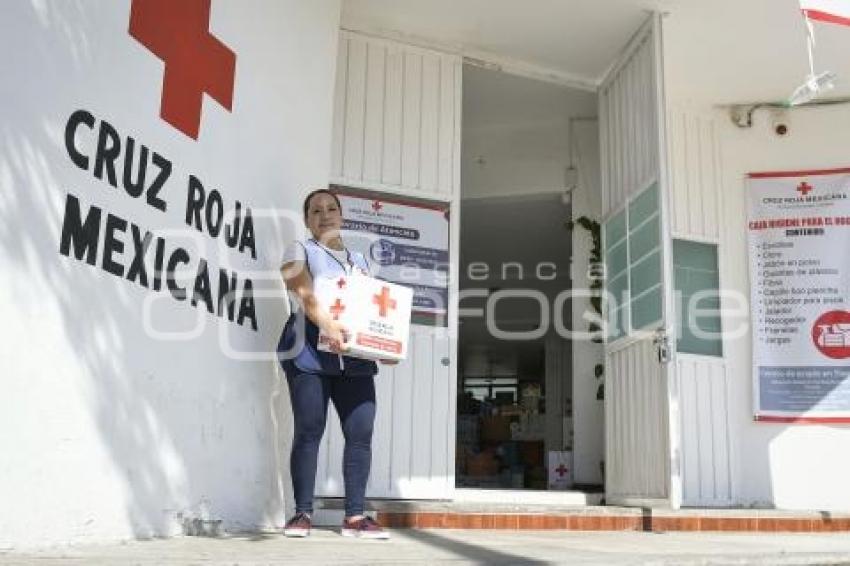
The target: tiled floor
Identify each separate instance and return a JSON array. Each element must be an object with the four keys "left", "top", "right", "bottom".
[{"left": 375, "top": 511, "right": 850, "bottom": 532}]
